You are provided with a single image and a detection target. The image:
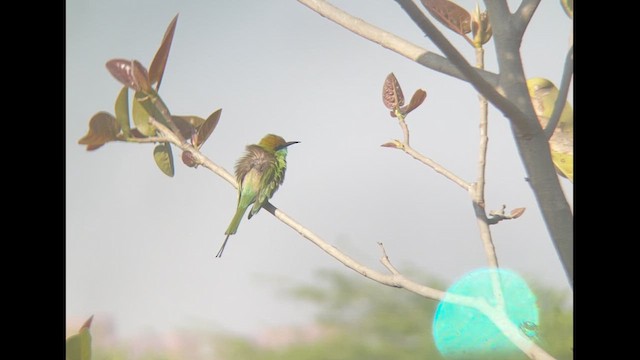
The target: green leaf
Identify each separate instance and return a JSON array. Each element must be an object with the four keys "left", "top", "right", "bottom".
[
  {"left": 78, "top": 112, "right": 121, "bottom": 151},
  {"left": 471, "top": 4, "right": 492, "bottom": 47},
  {"left": 149, "top": 14, "right": 179, "bottom": 91},
  {"left": 194, "top": 108, "right": 222, "bottom": 148},
  {"left": 114, "top": 86, "right": 130, "bottom": 137},
  {"left": 132, "top": 92, "right": 157, "bottom": 137},
  {"left": 66, "top": 315, "right": 93, "bottom": 360},
  {"left": 153, "top": 143, "right": 175, "bottom": 177},
  {"left": 135, "top": 88, "right": 173, "bottom": 130}
]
